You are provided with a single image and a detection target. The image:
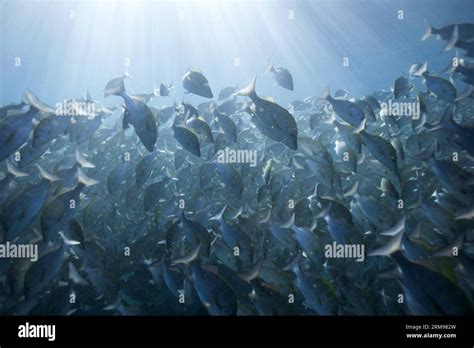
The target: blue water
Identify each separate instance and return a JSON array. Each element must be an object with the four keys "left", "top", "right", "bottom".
[{"left": 1, "top": 0, "right": 473, "bottom": 107}]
